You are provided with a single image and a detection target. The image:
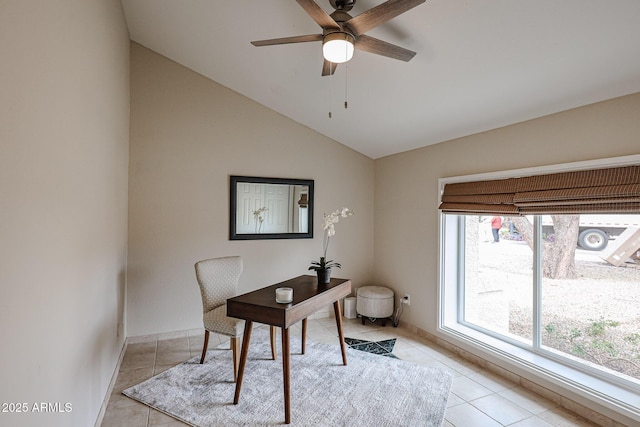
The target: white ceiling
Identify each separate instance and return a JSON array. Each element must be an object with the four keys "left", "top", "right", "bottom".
[{"left": 121, "top": 0, "right": 640, "bottom": 159}]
